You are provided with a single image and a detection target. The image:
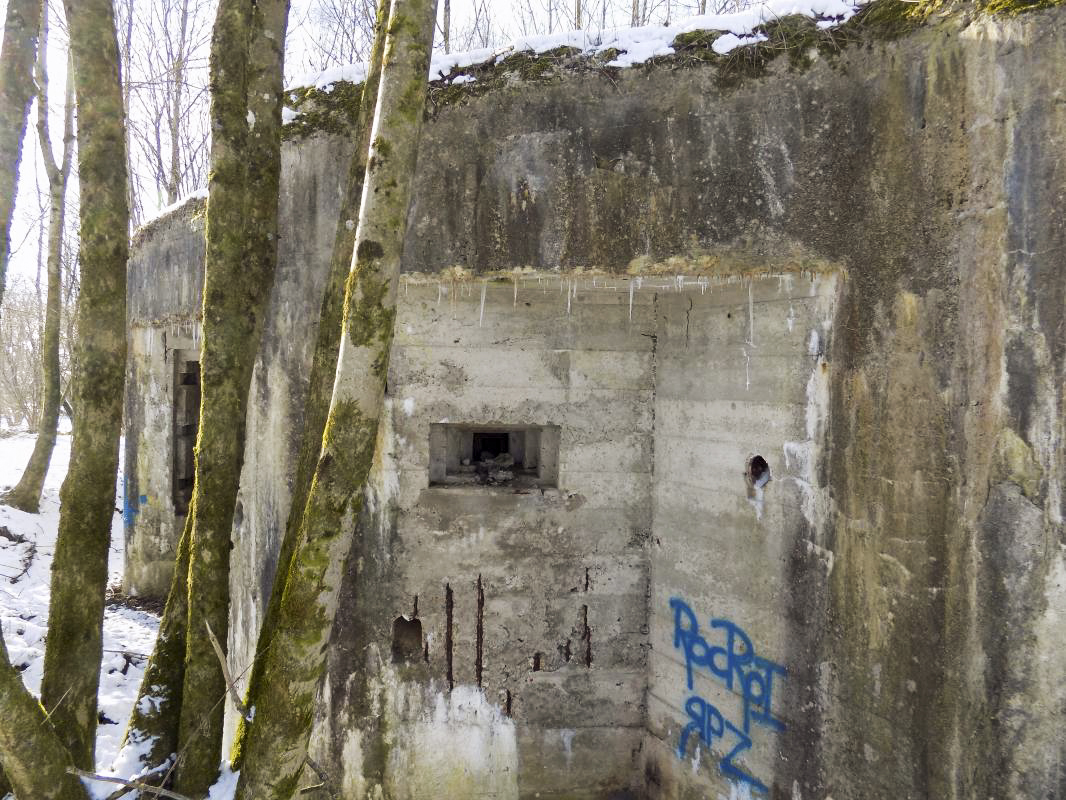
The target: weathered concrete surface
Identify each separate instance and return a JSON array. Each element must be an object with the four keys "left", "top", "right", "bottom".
[
  {"left": 304, "top": 284, "right": 655, "bottom": 799},
  {"left": 125, "top": 202, "right": 205, "bottom": 594},
  {"left": 645, "top": 274, "right": 839, "bottom": 799},
  {"left": 124, "top": 5, "right": 1066, "bottom": 798}
]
